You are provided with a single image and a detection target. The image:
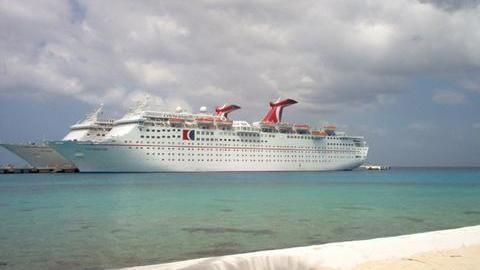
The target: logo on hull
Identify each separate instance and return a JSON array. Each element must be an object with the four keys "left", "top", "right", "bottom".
[{"left": 182, "top": 129, "right": 195, "bottom": 140}]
